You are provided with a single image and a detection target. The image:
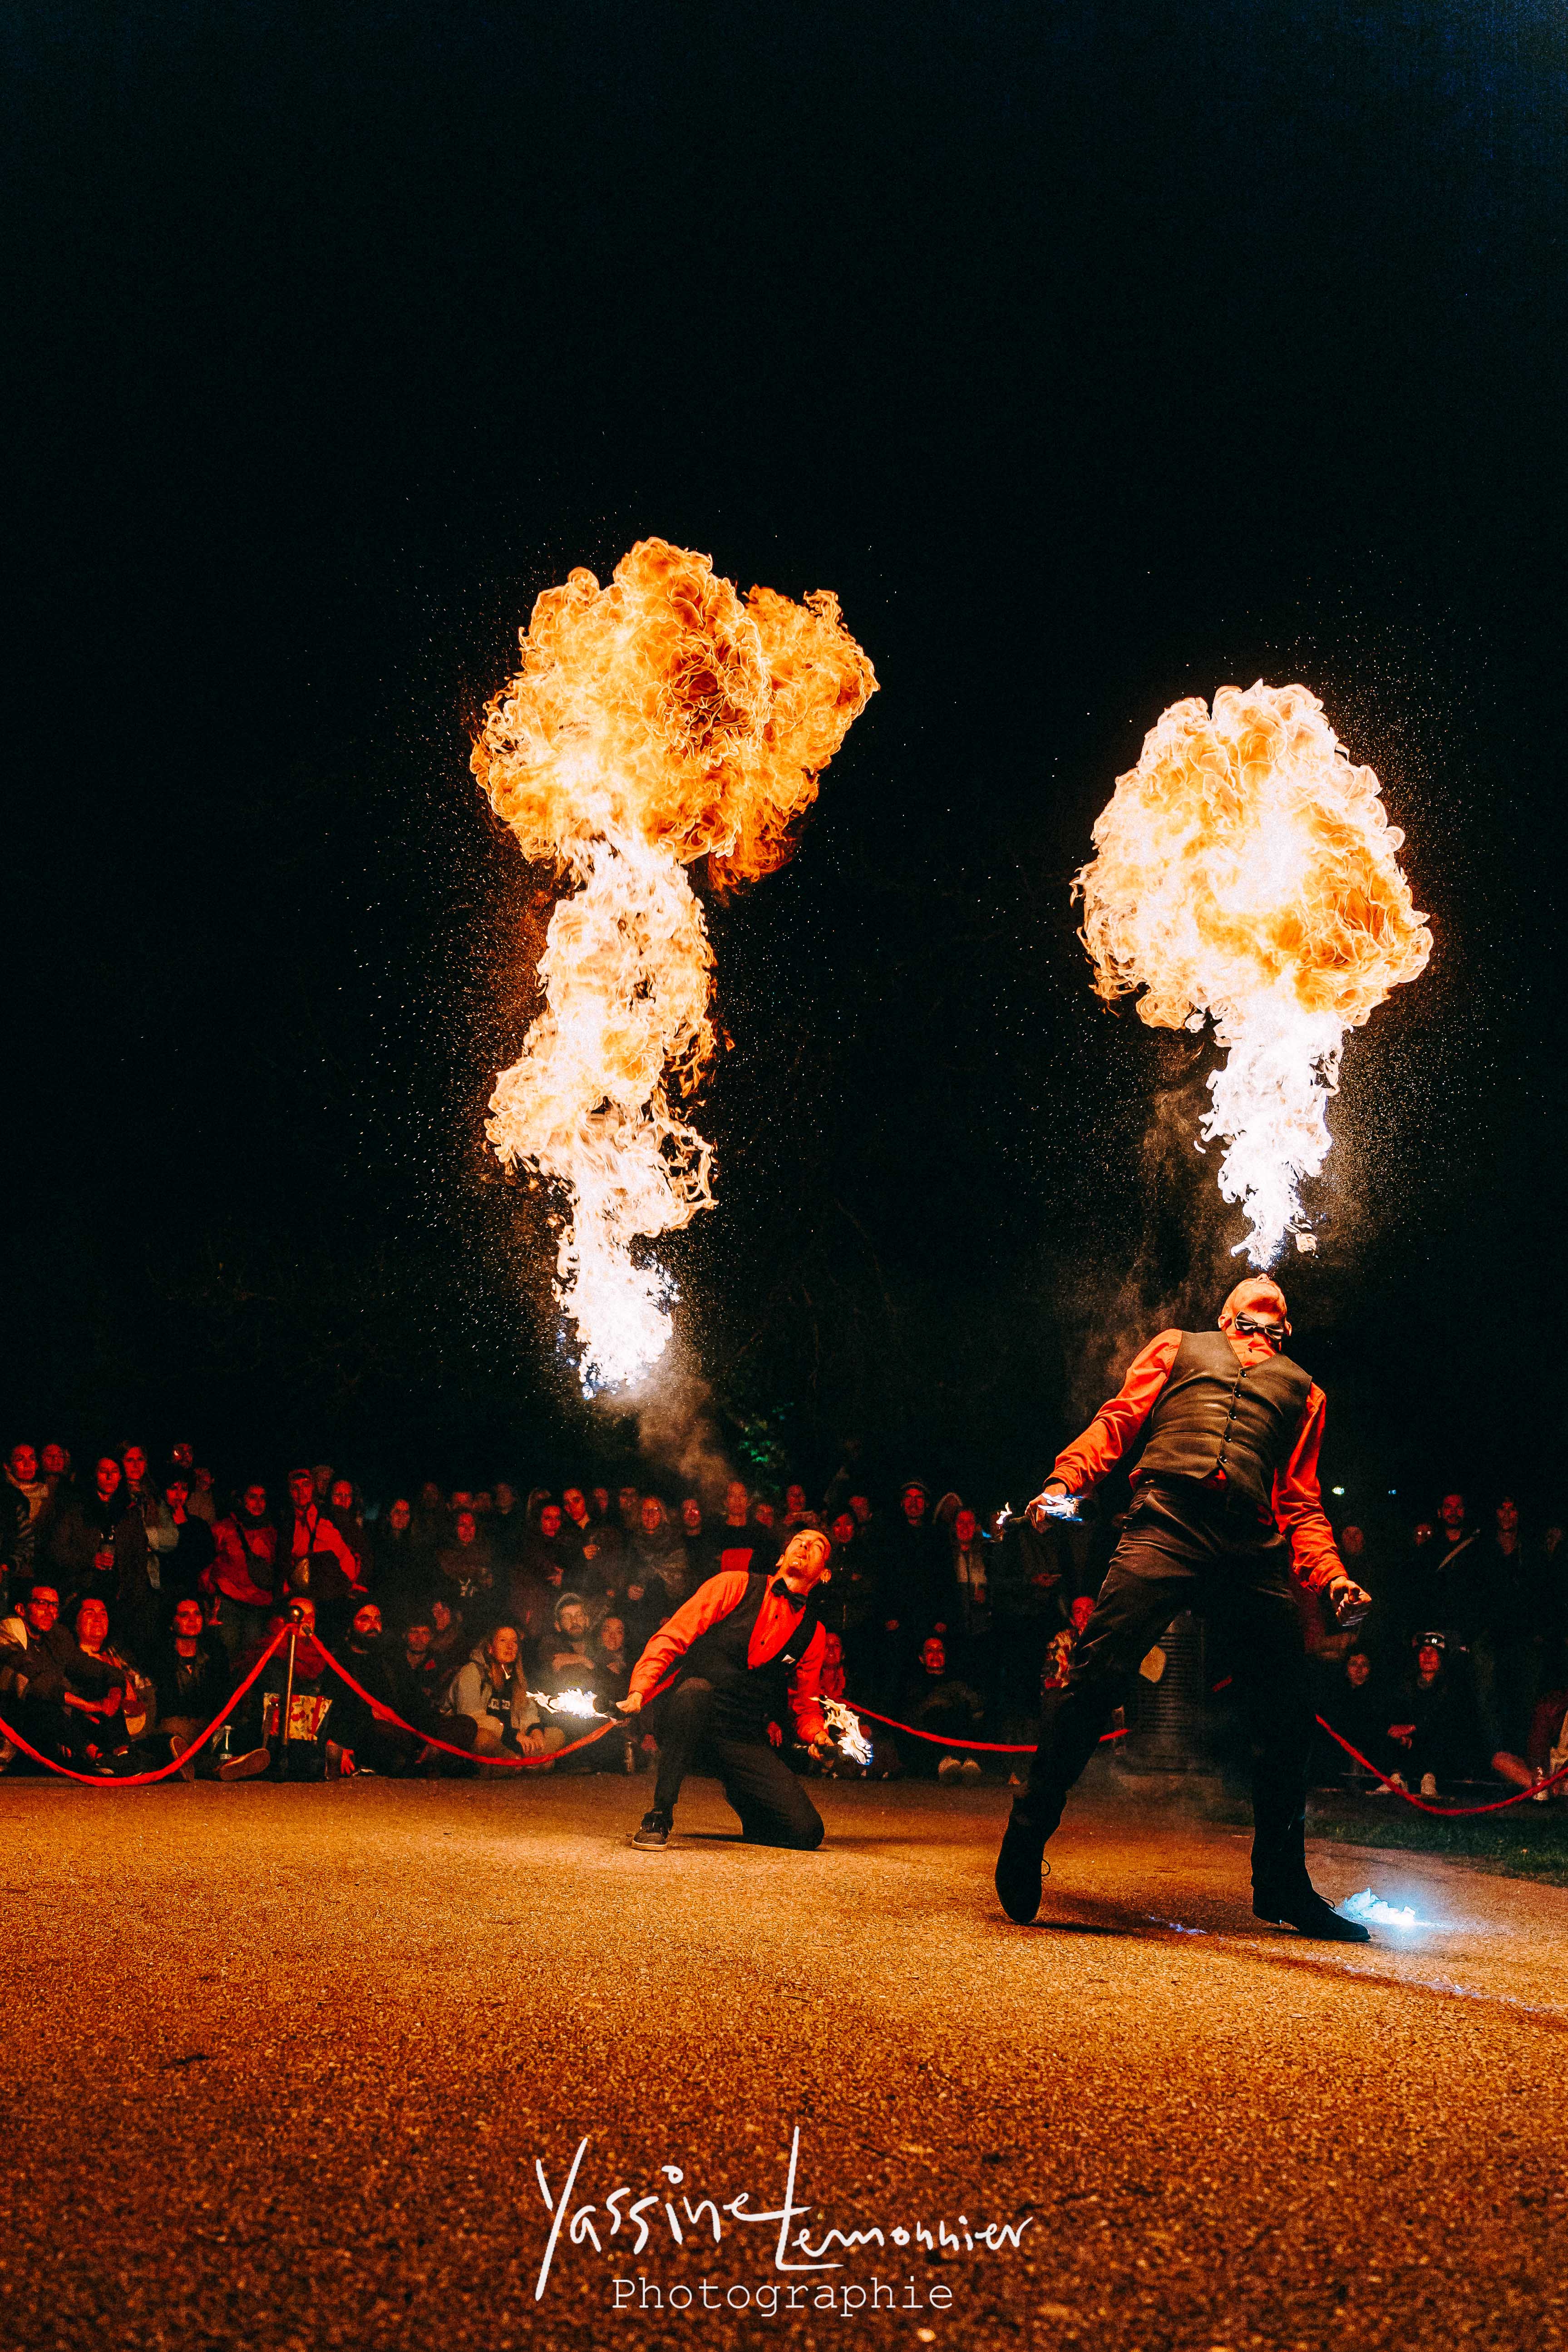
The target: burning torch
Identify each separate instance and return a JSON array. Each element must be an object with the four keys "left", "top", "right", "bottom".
[
  {"left": 817, "top": 1696, "right": 873, "bottom": 1768},
  {"left": 527, "top": 1686, "right": 608, "bottom": 1721}
]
